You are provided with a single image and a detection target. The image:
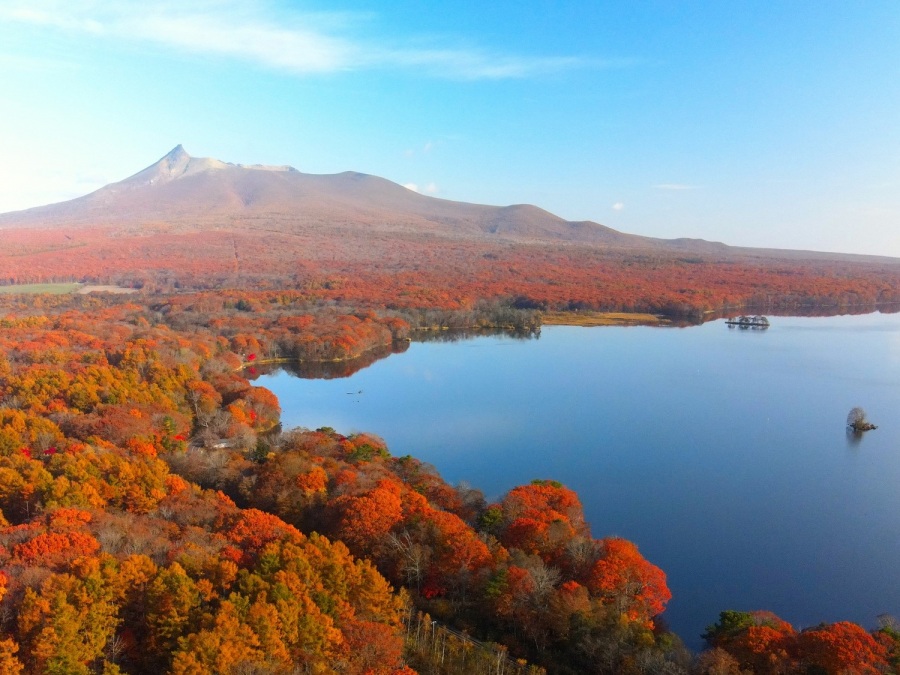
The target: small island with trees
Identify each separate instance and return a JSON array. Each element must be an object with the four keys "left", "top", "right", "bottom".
[
  {"left": 848, "top": 406, "right": 878, "bottom": 431},
  {"left": 725, "top": 315, "right": 770, "bottom": 329}
]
